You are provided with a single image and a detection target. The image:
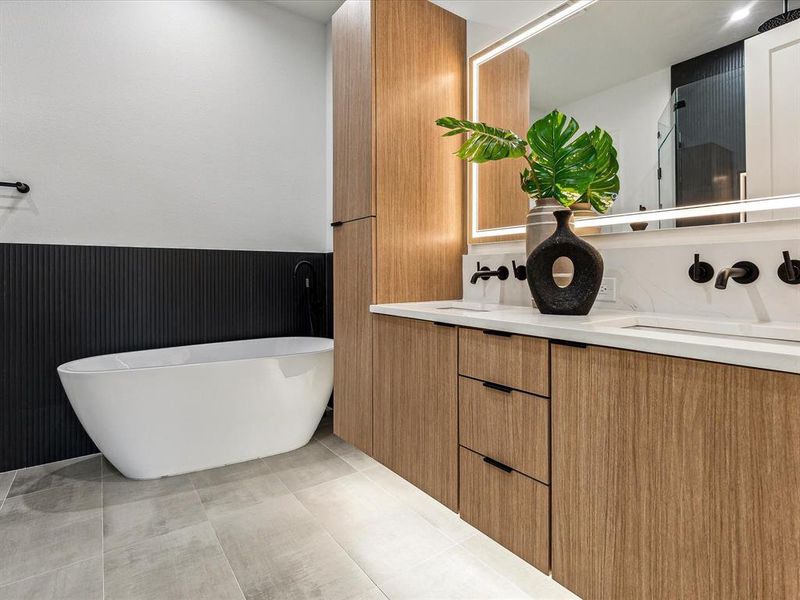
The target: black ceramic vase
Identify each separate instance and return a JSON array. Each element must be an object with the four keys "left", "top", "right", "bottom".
[{"left": 526, "top": 209, "right": 603, "bottom": 315}]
